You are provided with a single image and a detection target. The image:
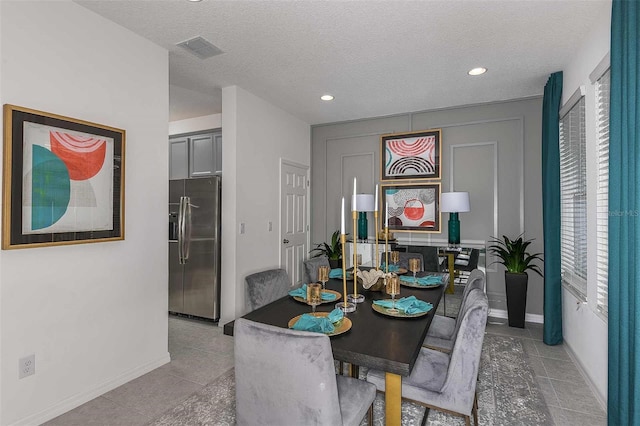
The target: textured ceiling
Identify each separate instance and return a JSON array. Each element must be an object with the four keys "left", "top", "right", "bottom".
[{"left": 77, "top": 0, "right": 609, "bottom": 125}]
